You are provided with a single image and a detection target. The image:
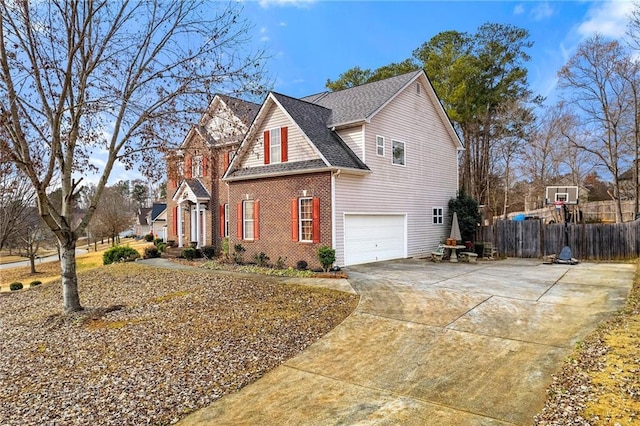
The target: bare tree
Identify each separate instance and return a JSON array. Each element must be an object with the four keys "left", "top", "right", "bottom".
[
  {"left": 558, "top": 35, "right": 635, "bottom": 223},
  {"left": 91, "top": 186, "right": 135, "bottom": 246},
  {"left": 0, "top": 164, "right": 35, "bottom": 251},
  {"left": 0, "top": 1, "right": 269, "bottom": 312}
]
